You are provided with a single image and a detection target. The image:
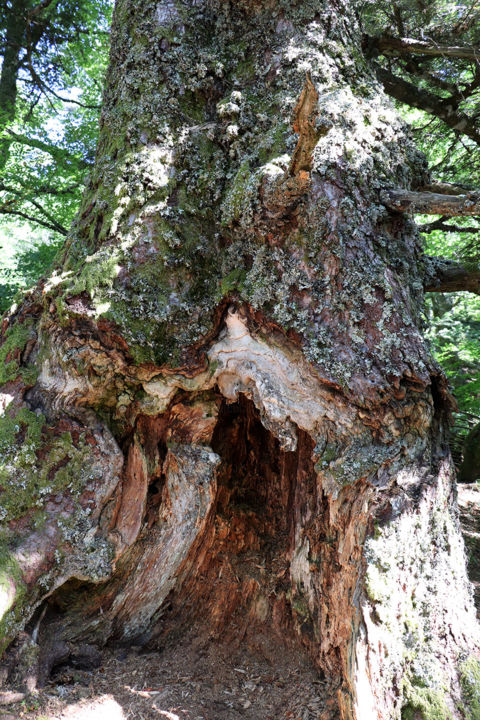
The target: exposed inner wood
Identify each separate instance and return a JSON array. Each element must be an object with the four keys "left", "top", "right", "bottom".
[{"left": 11, "top": 394, "right": 365, "bottom": 718}]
